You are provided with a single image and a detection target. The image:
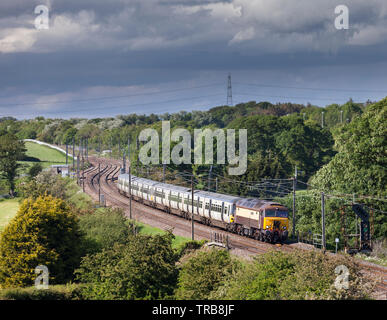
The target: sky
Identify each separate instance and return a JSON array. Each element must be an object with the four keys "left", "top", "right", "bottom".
[{"left": 0, "top": 0, "right": 386, "bottom": 119}]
